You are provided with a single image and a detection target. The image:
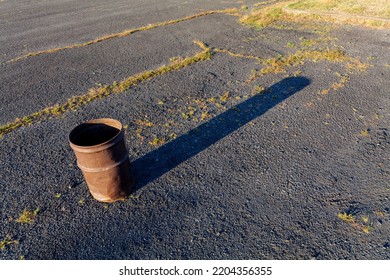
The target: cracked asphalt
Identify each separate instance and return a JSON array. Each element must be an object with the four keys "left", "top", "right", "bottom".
[{"left": 1, "top": 0, "right": 389, "bottom": 259}]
